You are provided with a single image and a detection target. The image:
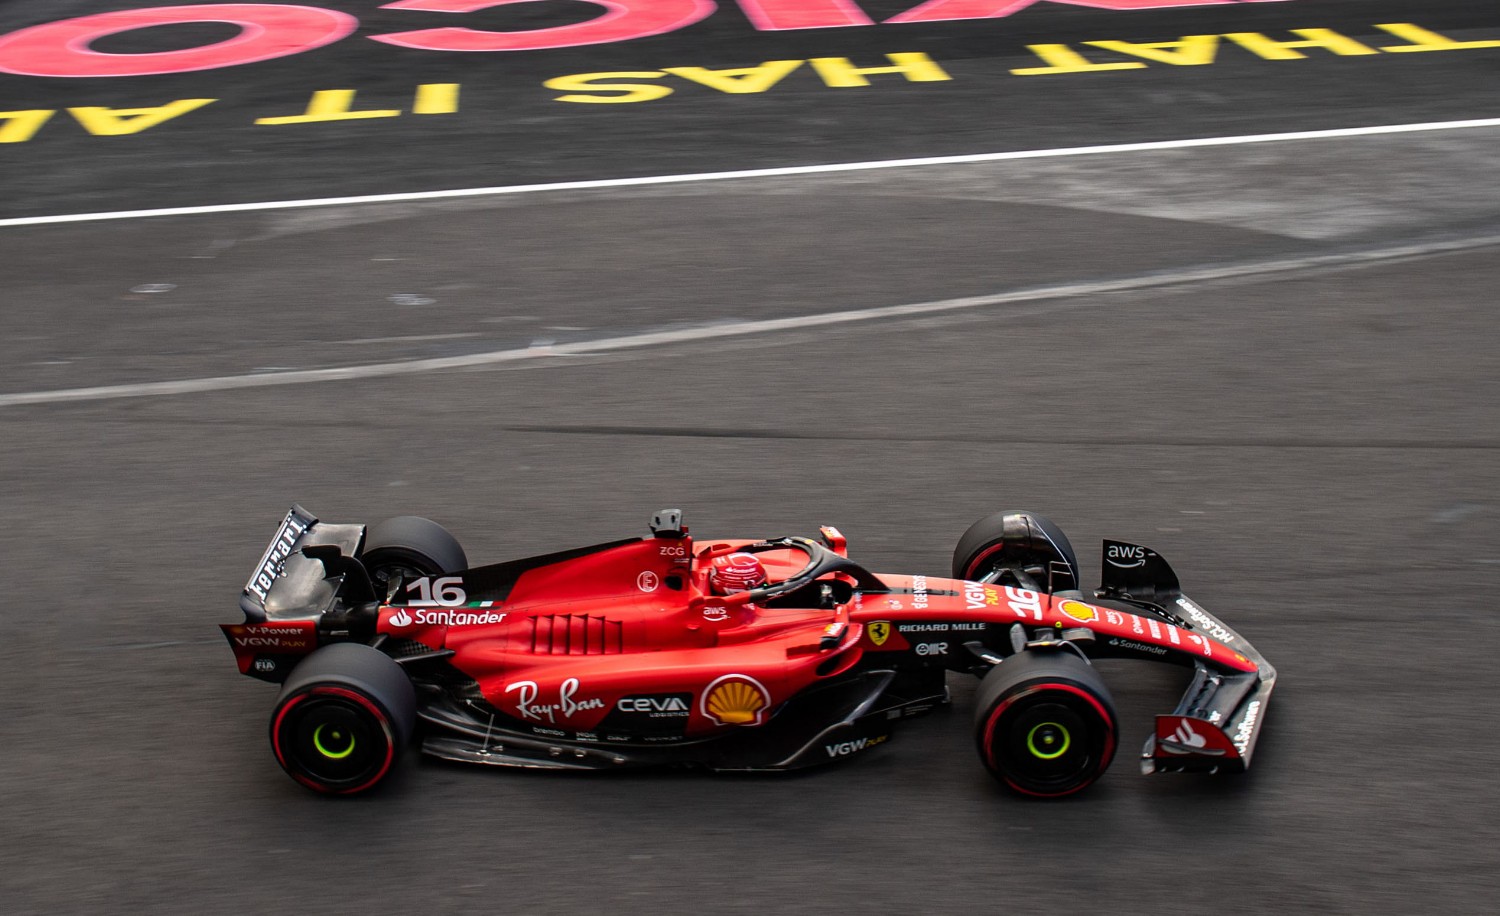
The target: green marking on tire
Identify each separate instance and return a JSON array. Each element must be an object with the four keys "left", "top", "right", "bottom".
[
  {"left": 1027, "top": 722, "right": 1071, "bottom": 760},
  {"left": 313, "top": 723, "right": 356, "bottom": 759}
]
